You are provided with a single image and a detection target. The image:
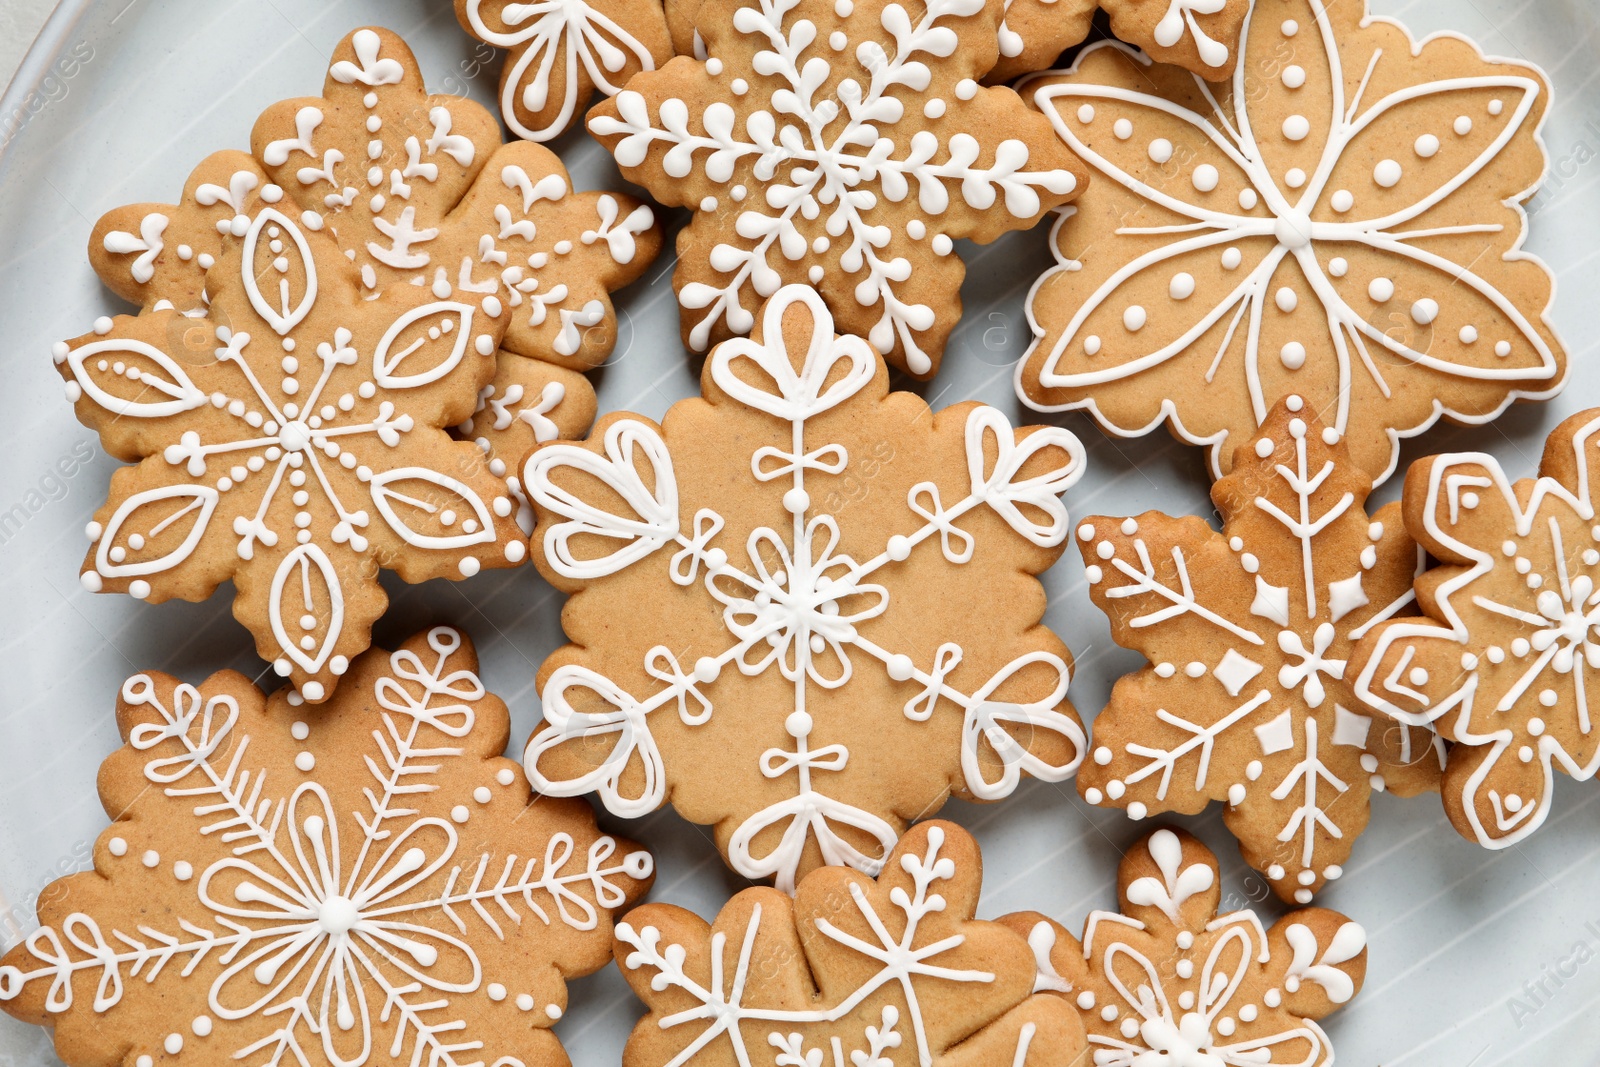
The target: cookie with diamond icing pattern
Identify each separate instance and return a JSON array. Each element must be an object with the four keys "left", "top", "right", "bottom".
[
  {"left": 991, "top": 0, "right": 1247, "bottom": 85},
  {"left": 1001, "top": 827, "right": 1366, "bottom": 1067},
  {"left": 587, "top": 0, "right": 1087, "bottom": 378},
  {"left": 1076, "top": 398, "right": 1440, "bottom": 901},
  {"left": 63, "top": 178, "right": 527, "bottom": 703},
  {"left": 1018, "top": 0, "right": 1564, "bottom": 483},
  {"left": 613, "top": 821, "right": 1086, "bottom": 1066},
  {"left": 521, "top": 283, "right": 1087, "bottom": 891},
  {"left": 91, "top": 27, "right": 659, "bottom": 517},
  {"left": 455, "top": 0, "right": 674, "bottom": 142},
  {"left": 1349, "top": 407, "right": 1600, "bottom": 850},
  {"left": 0, "top": 626, "right": 654, "bottom": 1067}
]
